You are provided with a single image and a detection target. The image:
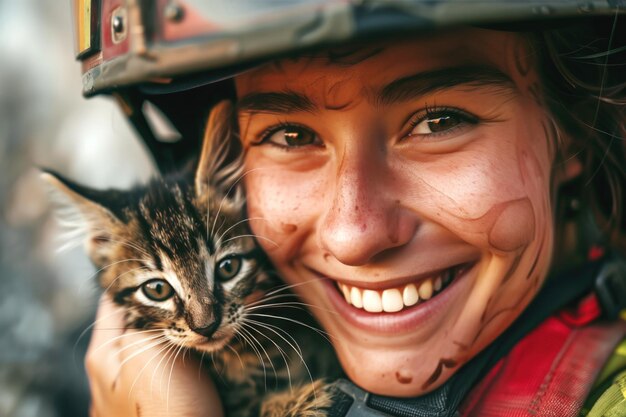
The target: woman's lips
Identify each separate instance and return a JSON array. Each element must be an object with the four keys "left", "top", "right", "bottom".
[{"left": 320, "top": 263, "right": 476, "bottom": 335}]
